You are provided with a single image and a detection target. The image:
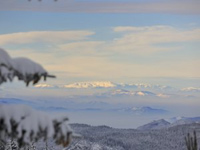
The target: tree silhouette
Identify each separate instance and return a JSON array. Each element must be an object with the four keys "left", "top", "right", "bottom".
[{"left": 185, "top": 131, "right": 199, "bottom": 150}]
